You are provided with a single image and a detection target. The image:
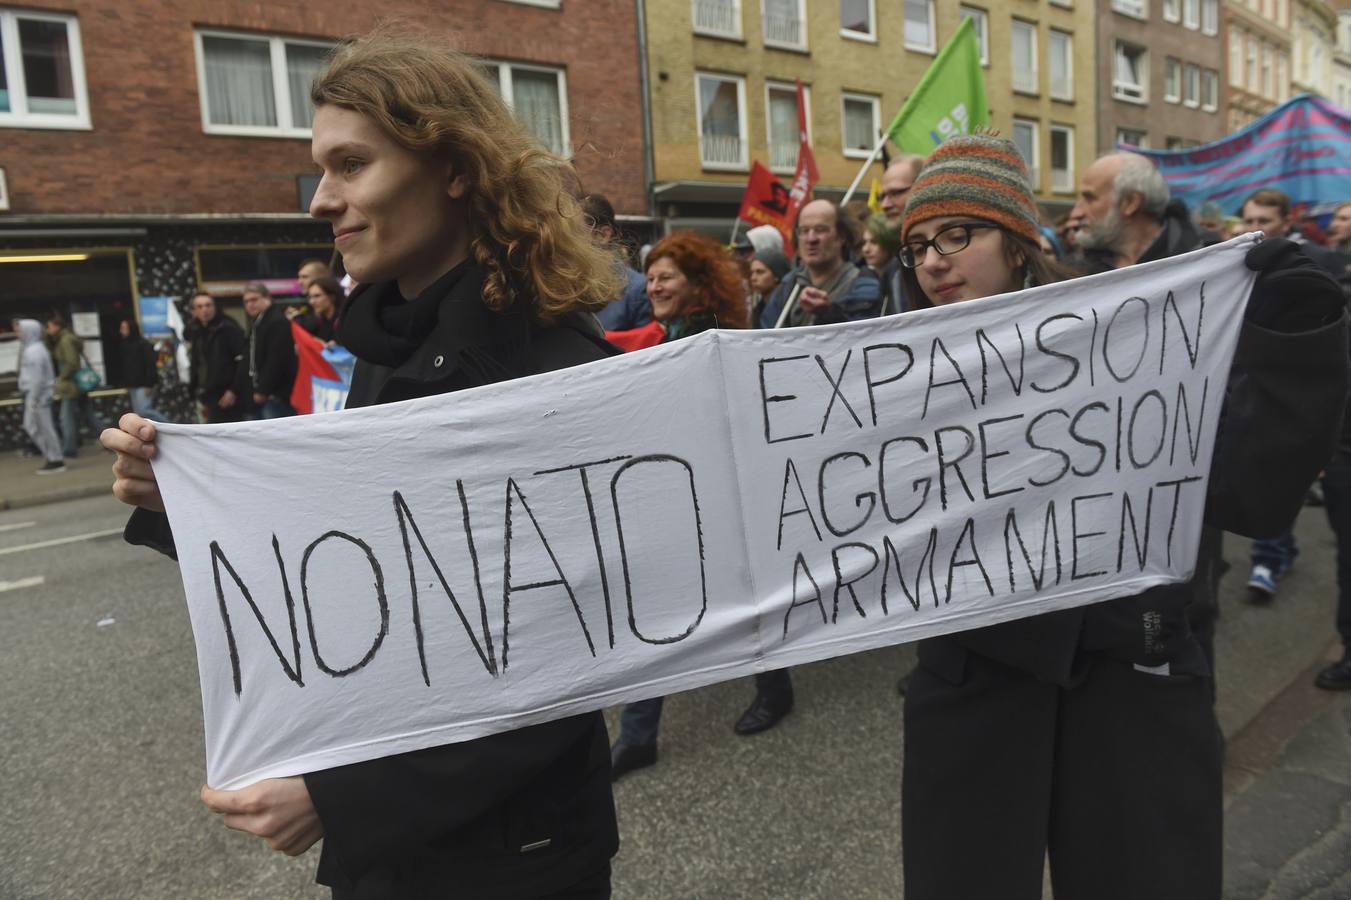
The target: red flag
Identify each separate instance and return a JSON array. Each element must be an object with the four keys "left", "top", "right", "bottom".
[
  {"left": 290, "top": 320, "right": 338, "bottom": 415},
  {"left": 737, "top": 161, "right": 793, "bottom": 249},
  {"left": 783, "top": 79, "right": 819, "bottom": 233}
]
